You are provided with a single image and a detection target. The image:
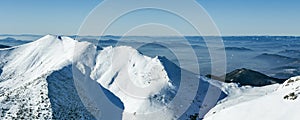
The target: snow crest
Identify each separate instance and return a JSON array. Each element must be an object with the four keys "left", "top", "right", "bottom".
[
  {"left": 0, "top": 35, "right": 94, "bottom": 119},
  {"left": 89, "top": 46, "right": 176, "bottom": 119},
  {"left": 0, "top": 35, "right": 176, "bottom": 119}
]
